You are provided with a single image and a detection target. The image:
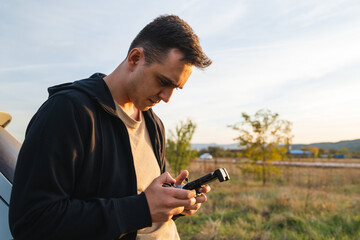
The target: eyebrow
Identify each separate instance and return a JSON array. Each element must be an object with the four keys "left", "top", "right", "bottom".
[{"left": 157, "top": 74, "right": 183, "bottom": 89}]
